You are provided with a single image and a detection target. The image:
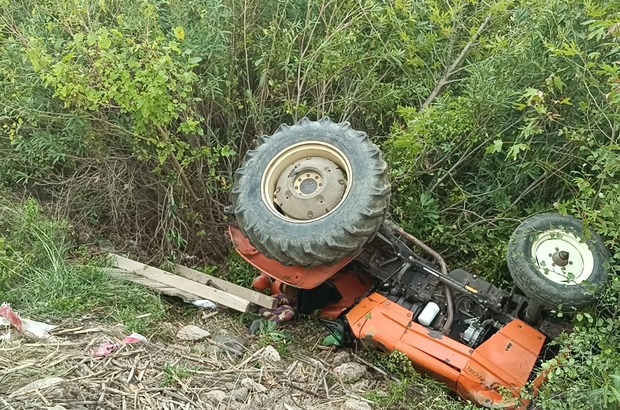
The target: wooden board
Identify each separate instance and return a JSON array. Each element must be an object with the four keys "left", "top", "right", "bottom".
[
  {"left": 109, "top": 254, "right": 251, "bottom": 312},
  {"left": 174, "top": 264, "right": 277, "bottom": 309},
  {"left": 107, "top": 268, "right": 202, "bottom": 301}
]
